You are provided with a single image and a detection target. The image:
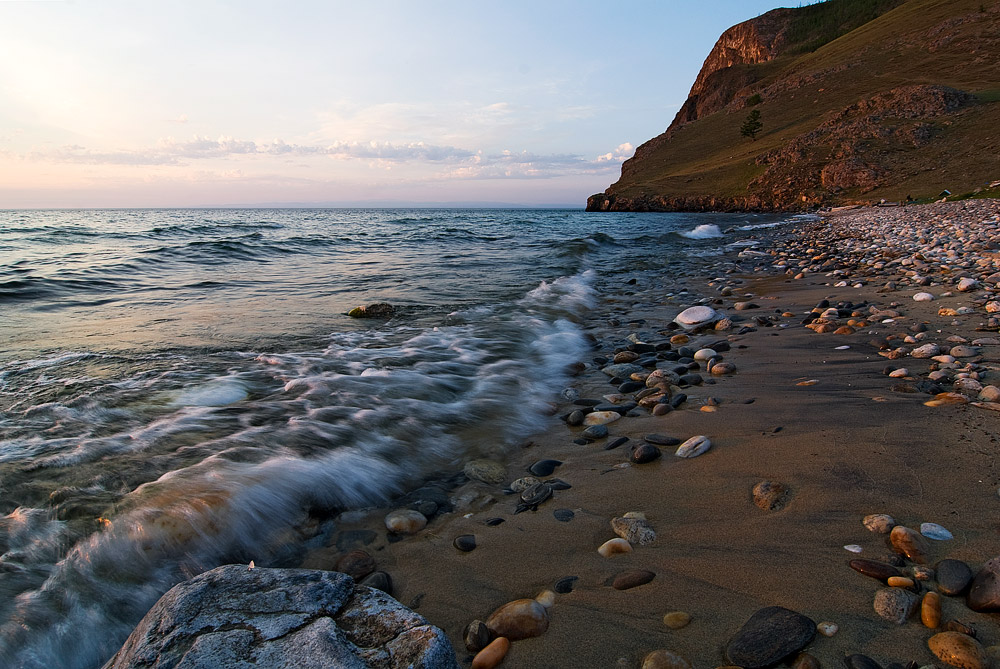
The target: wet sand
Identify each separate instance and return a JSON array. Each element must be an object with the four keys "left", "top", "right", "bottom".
[{"left": 306, "top": 199, "right": 1000, "bottom": 668}]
